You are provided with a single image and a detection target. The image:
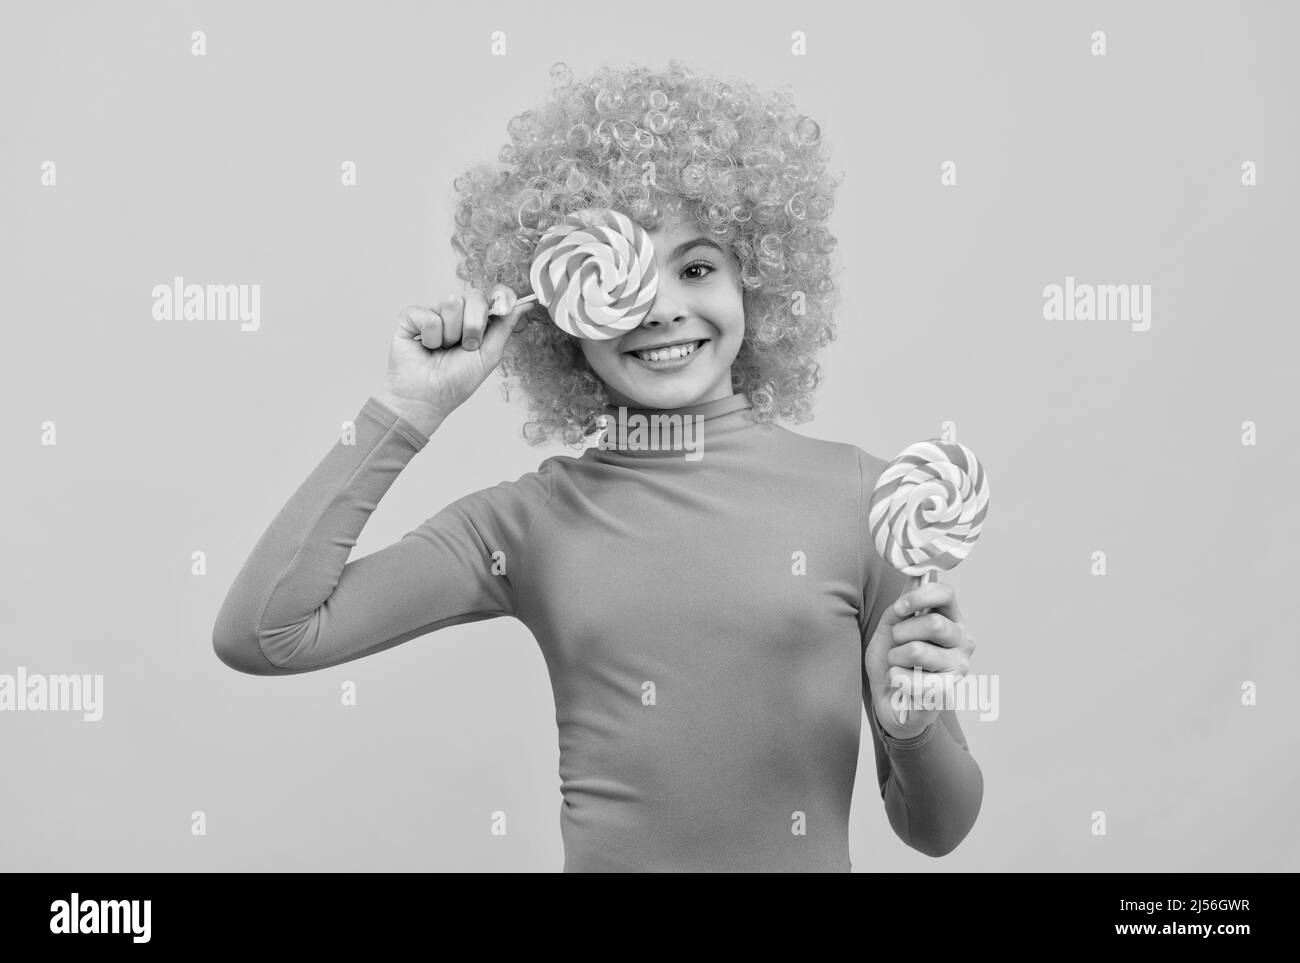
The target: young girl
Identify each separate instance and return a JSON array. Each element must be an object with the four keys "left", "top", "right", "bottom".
[{"left": 213, "top": 61, "right": 983, "bottom": 872}]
